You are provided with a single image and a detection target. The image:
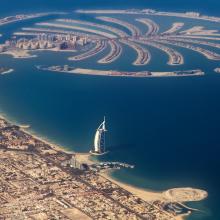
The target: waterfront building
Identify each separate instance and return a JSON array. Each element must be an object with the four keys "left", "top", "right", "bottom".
[{"left": 90, "top": 117, "right": 107, "bottom": 155}]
